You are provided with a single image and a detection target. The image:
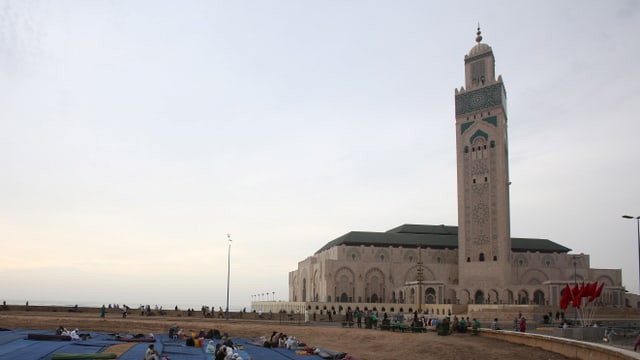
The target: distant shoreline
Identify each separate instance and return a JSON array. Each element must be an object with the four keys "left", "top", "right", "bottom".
[
  {"left": 0, "top": 303, "right": 253, "bottom": 320},
  {"left": 0, "top": 300, "right": 248, "bottom": 313}
]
